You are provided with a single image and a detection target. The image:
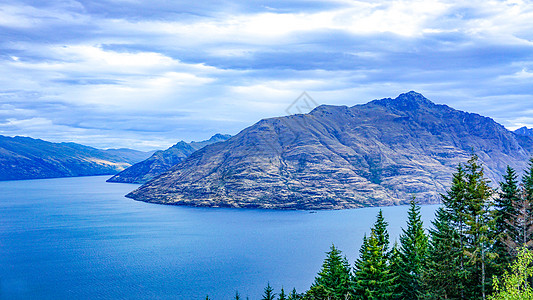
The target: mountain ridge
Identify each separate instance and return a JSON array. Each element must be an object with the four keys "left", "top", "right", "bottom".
[
  {"left": 0, "top": 135, "right": 153, "bottom": 181},
  {"left": 107, "top": 133, "right": 231, "bottom": 184},
  {"left": 126, "top": 92, "right": 533, "bottom": 210}
]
